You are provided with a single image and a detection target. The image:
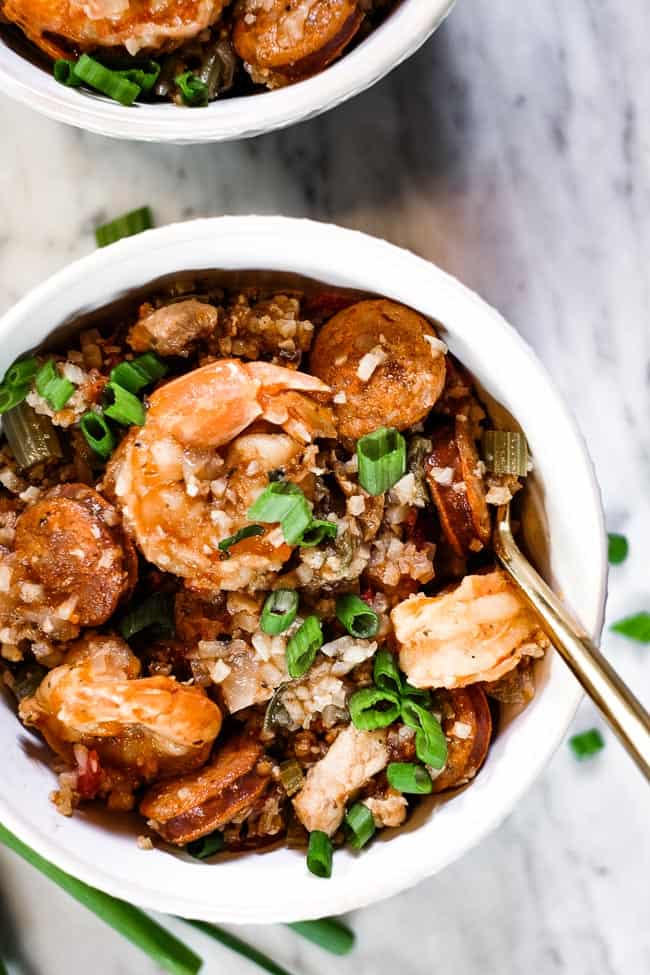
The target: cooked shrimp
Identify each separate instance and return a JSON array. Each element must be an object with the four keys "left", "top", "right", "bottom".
[
  {"left": 107, "top": 359, "right": 335, "bottom": 591},
  {"left": 233, "top": 0, "right": 364, "bottom": 89},
  {"left": 1, "top": 0, "right": 228, "bottom": 60},
  {"left": 309, "top": 299, "right": 447, "bottom": 441},
  {"left": 128, "top": 300, "right": 218, "bottom": 358},
  {"left": 292, "top": 724, "right": 389, "bottom": 835},
  {"left": 392, "top": 569, "right": 549, "bottom": 689},
  {"left": 19, "top": 633, "right": 222, "bottom": 780}
]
